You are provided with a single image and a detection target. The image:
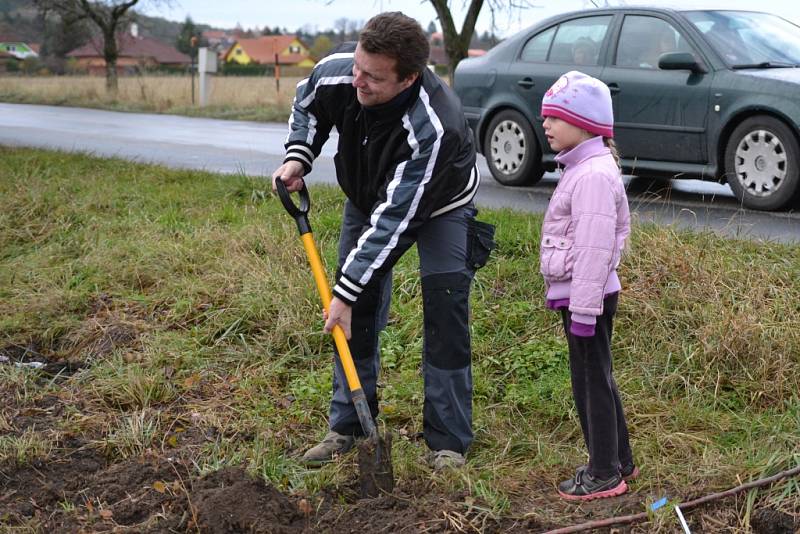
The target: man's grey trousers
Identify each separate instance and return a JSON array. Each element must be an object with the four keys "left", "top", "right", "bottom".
[{"left": 329, "top": 200, "right": 477, "bottom": 454}]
